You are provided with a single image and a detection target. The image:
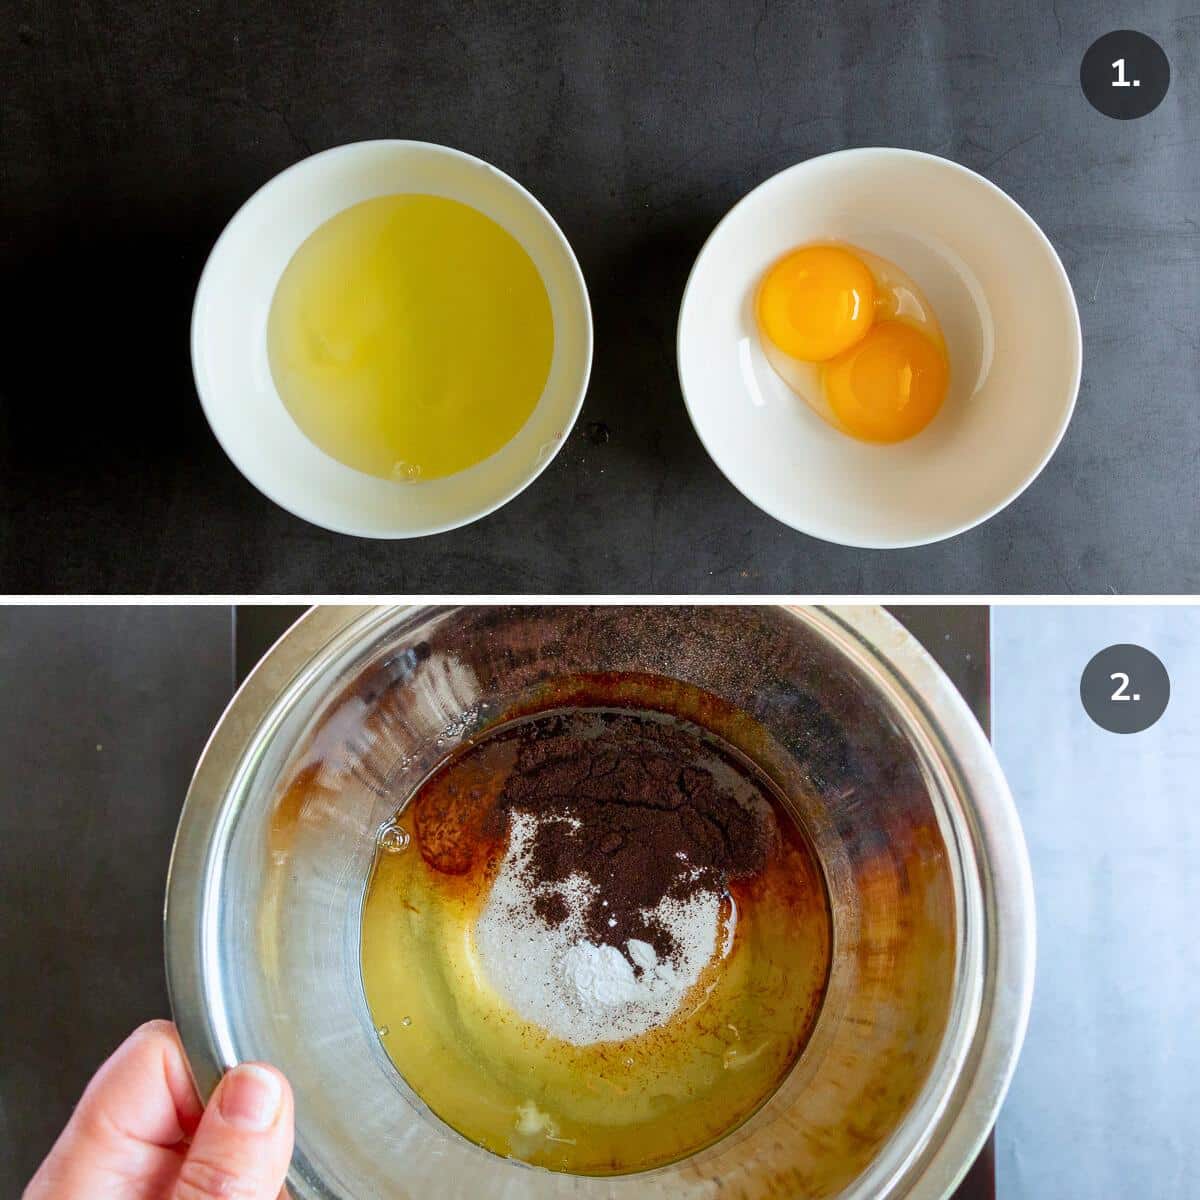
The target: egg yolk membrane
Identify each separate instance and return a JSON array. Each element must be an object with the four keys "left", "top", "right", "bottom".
[
  {"left": 825, "top": 320, "right": 948, "bottom": 444},
  {"left": 757, "top": 245, "right": 876, "bottom": 362},
  {"left": 755, "top": 243, "right": 950, "bottom": 444}
]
